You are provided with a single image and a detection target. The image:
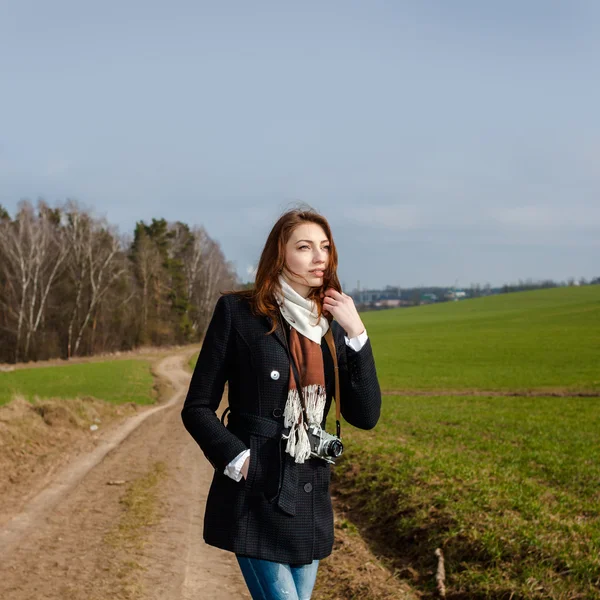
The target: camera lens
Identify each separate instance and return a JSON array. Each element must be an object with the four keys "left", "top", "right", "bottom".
[{"left": 327, "top": 440, "right": 343, "bottom": 458}]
